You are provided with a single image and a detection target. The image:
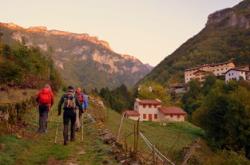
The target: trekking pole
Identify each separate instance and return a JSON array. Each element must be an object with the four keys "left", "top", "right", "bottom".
[
  {"left": 54, "top": 118, "right": 59, "bottom": 144},
  {"left": 81, "top": 115, "right": 84, "bottom": 142}
]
